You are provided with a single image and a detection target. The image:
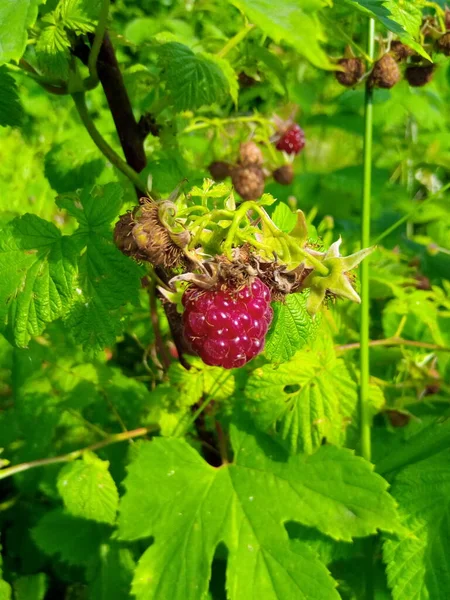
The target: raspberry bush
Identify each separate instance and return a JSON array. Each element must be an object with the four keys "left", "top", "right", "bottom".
[{"left": 0, "top": 1, "right": 450, "bottom": 600}]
